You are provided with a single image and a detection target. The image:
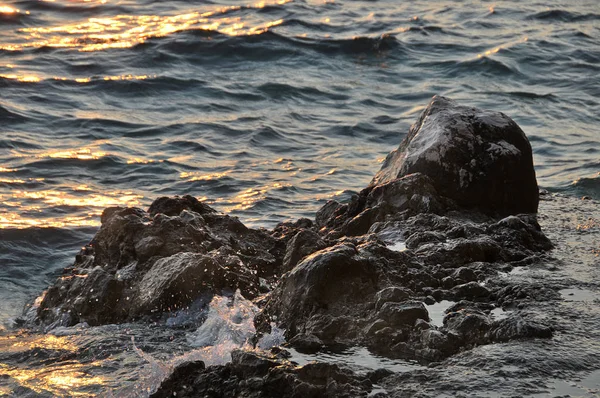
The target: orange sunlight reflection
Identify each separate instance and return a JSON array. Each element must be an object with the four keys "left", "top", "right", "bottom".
[
  {"left": 180, "top": 170, "right": 232, "bottom": 182},
  {"left": 43, "top": 148, "right": 107, "bottom": 160},
  {"left": 1, "top": 0, "right": 291, "bottom": 52},
  {"left": 5, "top": 335, "right": 78, "bottom": 352},
  {"left": 0, "top": 362, "right": 105, "bottom": 397},
  {"left": 0, "top": 5, "right": 18, "bottom": 13},
  {"left": 220, "top": 182, "right": 289, "bottom": 213},
  {"left": 0, "top": 74, "right": 41, "bottom": 83},
  {"left": 0, "top": 189, "right": 142, "bottom": 228},
  {"left": 0, "top": 334, "right": 105, "bottom": 397}
]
